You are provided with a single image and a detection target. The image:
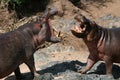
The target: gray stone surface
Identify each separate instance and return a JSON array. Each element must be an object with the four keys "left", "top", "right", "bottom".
[
  {"left": 96, "top": 14, "right": 120, "bottom": 28},
  {"left": 36, "top": 61, "right": 119, "bottom": 80}
]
